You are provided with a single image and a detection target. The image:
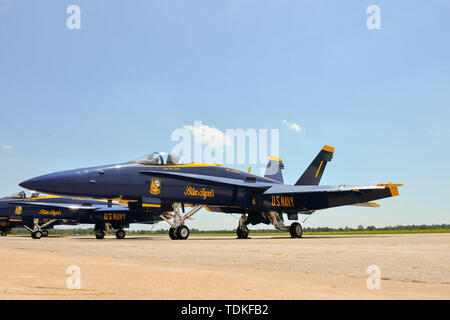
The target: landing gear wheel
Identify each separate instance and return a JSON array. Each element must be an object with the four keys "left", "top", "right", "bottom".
[
  {"left": 1, "top": 231, "right": 7, "bottom": 237},
  {"left": 31, "top": 231, "right": 43, "bottom": 239},
  {"left": 176, "top": 225, "right": 189, "bottom": 240},
  {"left": 289, "top": 222, "right": 303, "bottom": 238},
  {"left": 41, "top": 230, "right": 49, "bottom": 237},
  {"left": 95, "top": 231, "right": 105, "bottom": 239},
  {"left": 169, "top": 227, "right": 178, "bottom": 240},
  {"left": 115, "top": 229, "right": 126, "bottom": 239},
  {"left": 236, "top": 227, "right": 249, "bottom": 239}
]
